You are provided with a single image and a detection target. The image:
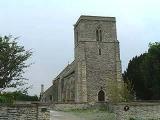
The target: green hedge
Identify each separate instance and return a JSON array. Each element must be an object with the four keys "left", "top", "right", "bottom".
[{"left": 0, "top": 91, "right": 38, "bottom": 103}]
